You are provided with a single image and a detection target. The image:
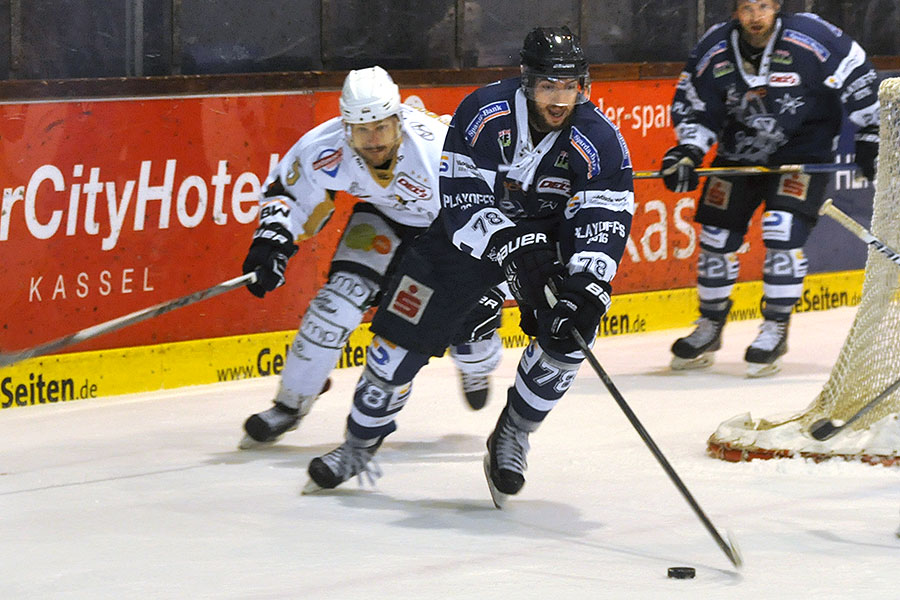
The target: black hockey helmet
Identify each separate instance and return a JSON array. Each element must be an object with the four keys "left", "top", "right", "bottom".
[{"left": 520, "top": 26, "right": 591, "bottom": 104}]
